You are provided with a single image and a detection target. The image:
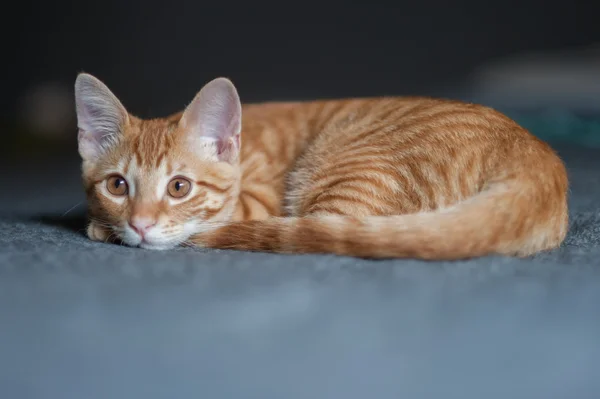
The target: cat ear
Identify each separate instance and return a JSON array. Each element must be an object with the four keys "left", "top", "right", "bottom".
[
  {"left": 179, "top": 77, "right": 242, "bottom": 163},
  {"left": 74, "top": 73, "right": 129, "bottom": 161}
]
